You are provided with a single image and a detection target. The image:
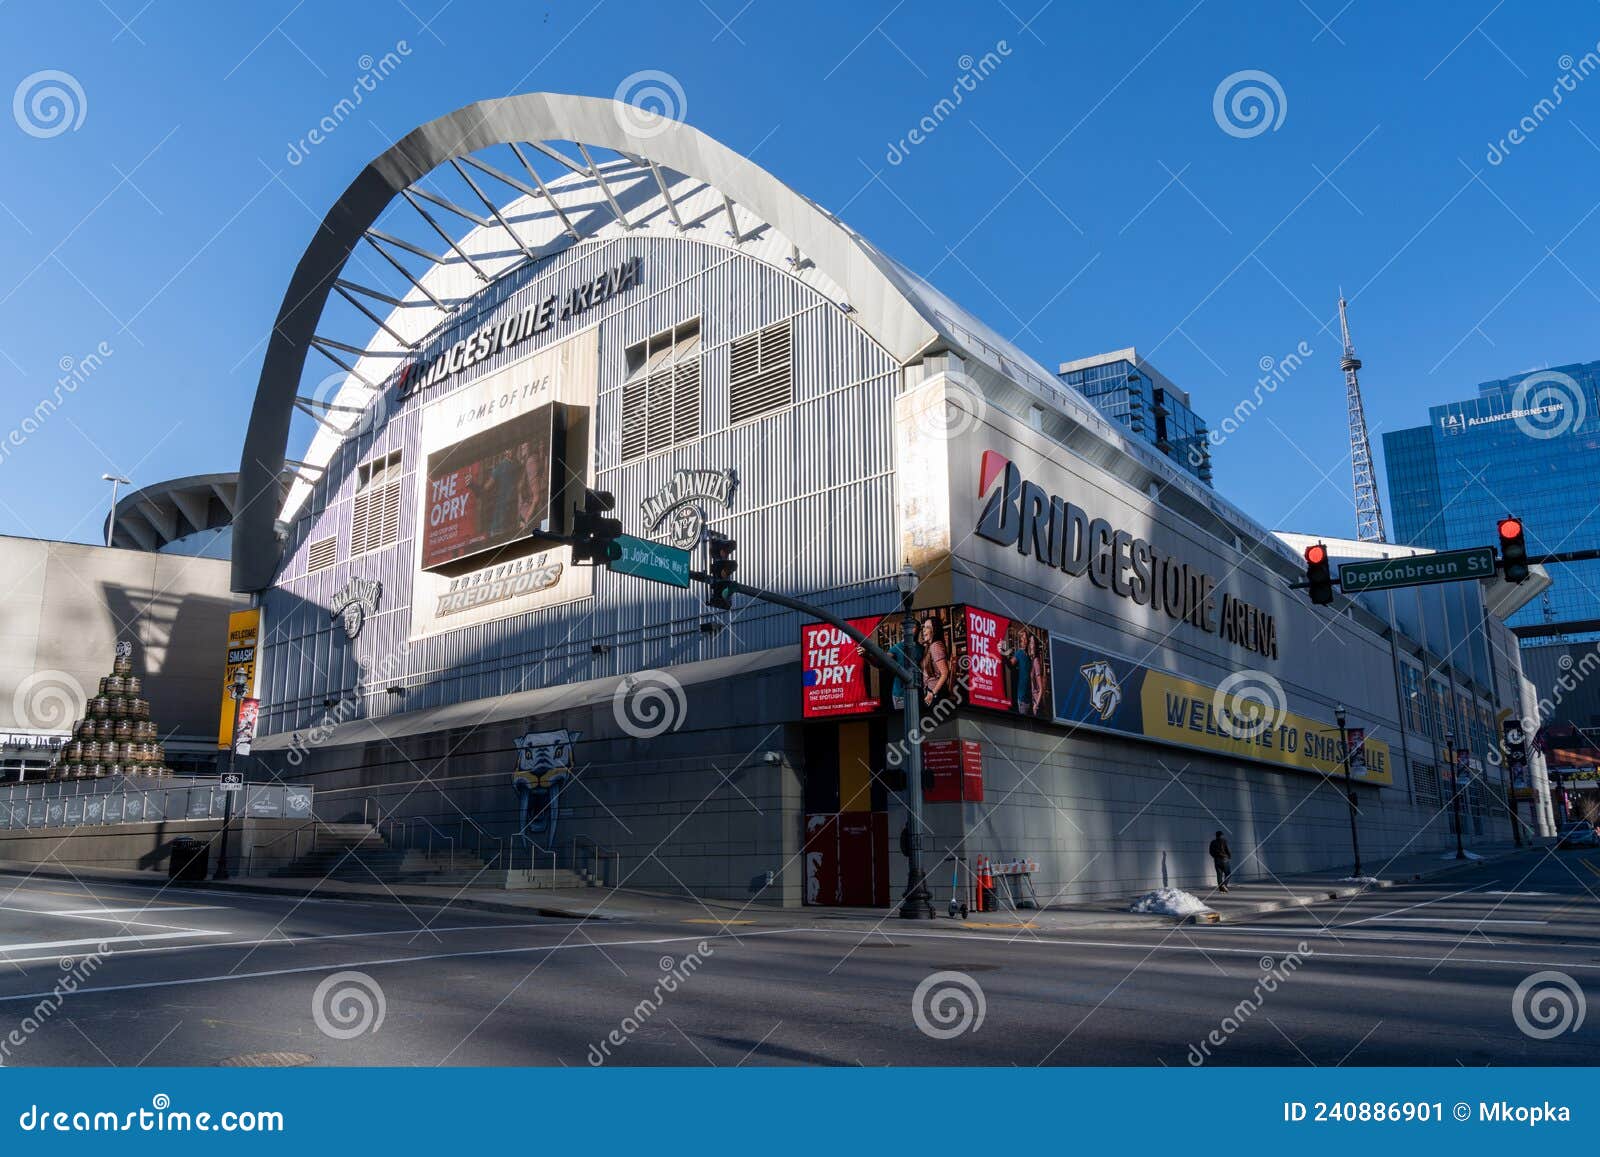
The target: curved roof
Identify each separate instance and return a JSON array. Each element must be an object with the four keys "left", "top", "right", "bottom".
[
  {"left": 106, "top": 472, "right": 242, "bottom": 552},
  {"left": 234, "top": 90, "right": 1306, "bottom": 594}
]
